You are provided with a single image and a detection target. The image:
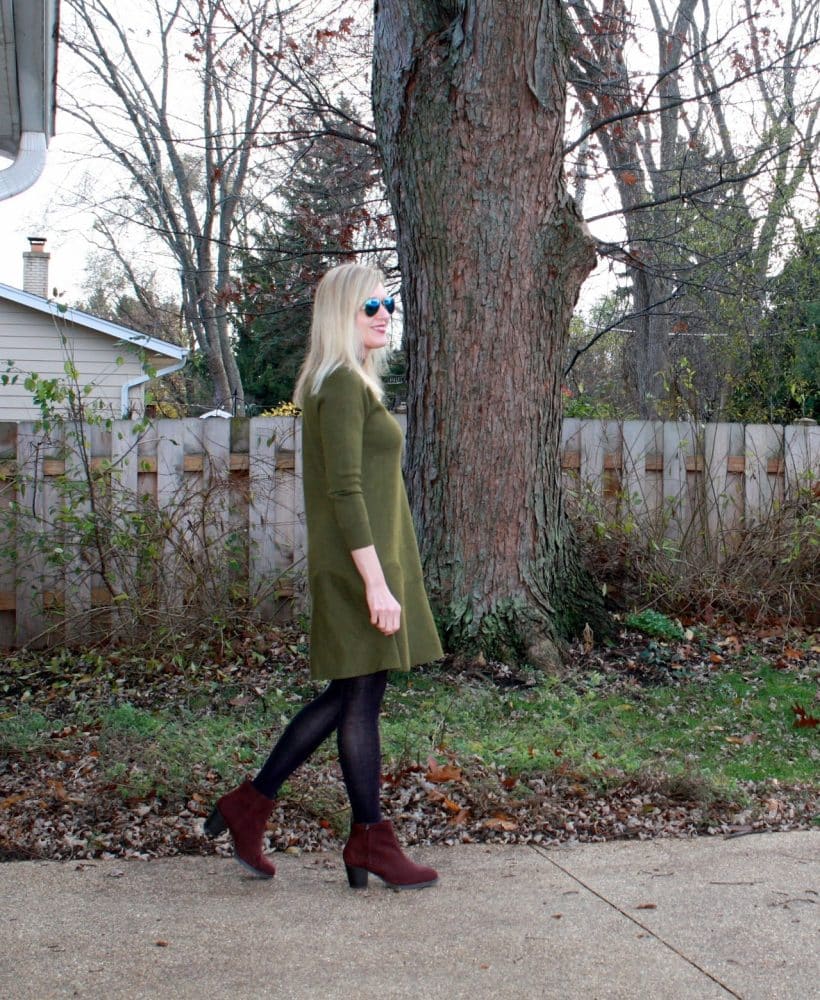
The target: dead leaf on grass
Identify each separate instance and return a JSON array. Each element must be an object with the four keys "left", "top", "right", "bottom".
[
  {"left": 791, "top": 704, "right": 819, "bottom": 729},
  {"left": 425, "top": 757, "right": 463, "bottom": 783}
]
